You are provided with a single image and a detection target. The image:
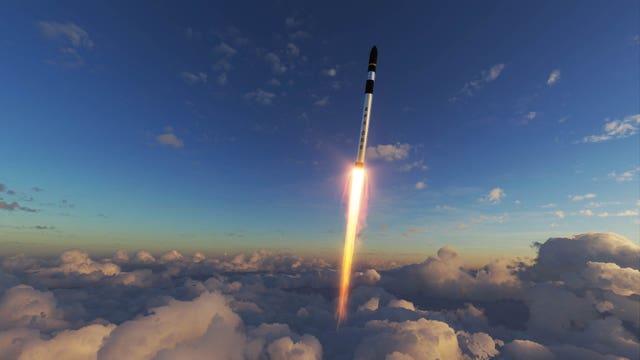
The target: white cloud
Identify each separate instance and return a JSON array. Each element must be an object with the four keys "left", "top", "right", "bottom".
[
  {"left": 354, "top": 318, "right": 464, "bottom": 360},
  {"left": 38, "top": 21, "right": 94, "bottom": 49},
  {"left": 156, "top": 130, "right": 184, "bottom": 149},
  {"left": 583, "top": 261, "right": 640, "bottom": 296},
  {"left": 1, "top": 232, "right": 638, "bottom": 359},
  {"left": 597, "top": 209, "right": 638, "bottom": 217},
  {"left": 453, "top": 63, "right": 505, "bottom": 100},
  {"left": 217, "top": 72, "right": 228, "bottom": 85},
  {"left": 323, "top": 68, "right": 337, "bottom": 77},
  {"left": 540, "top": 203, "right": 556, "bottom": 208},
  {"left": 38, "top": 21, "right": 93, "bottom": 66},
  {"left": 554, "top": 211, "right": 565, "bottom": 219},
  {"left": 608, "top": 167, "right": 640, "bottom": 182},
  {"left": 570, "top": 193, "right": 596, "bottom": 201},
  {"left": 313, "top": 96, "right": 329, "bottom": 107},
  {"left": 367, "top": 143, "right": 411, "bottom": 161},
  {"left": 415, "top": 181, "right": 426, "bottom": 190},
  {"left": 286, "top": 43, "right": 300, "bottom": 57},
  {"left": 245, "top": 88, "right": 276, "bottom": 105},
  {"left": 546, "top": 70, "right": 561, "bottom": 86},
  {"left": 265, "top": 52, "right": 287, "bottom": 74},
  {"left": 522, "top": 111, "right": 537, "bottom": 124},
  {"left": 180, "top": 71, "right": 207, "bottom": 85},
  {"left": 579, "top": 209, "right": 594, "bottom": 216},
  {"left": 479, "top": 188, "right": 506, "bottom": 204},
  {"left": 401, "top": 160, "right": 428, "bottom": 171},
  {"left": 581, "top": 114, "right": 640, "bottom": 143},
  {"left": 214, "top": 42, "right": 237, "bottom": 57}
]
